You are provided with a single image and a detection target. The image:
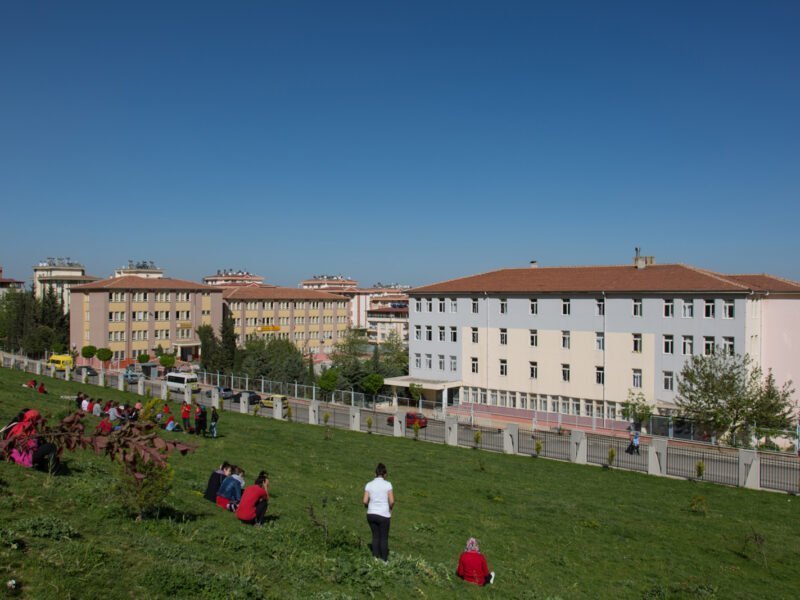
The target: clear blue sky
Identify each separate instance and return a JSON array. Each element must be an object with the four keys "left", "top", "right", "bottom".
[{"left": 2, "top": 1, "right": 799, "bottom": 287}]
